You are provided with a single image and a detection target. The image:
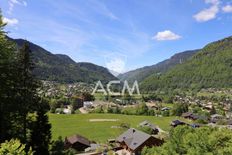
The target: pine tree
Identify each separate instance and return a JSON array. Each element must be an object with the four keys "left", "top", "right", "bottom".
[
  {"left": 29, "top": 101, "right": 51, "bottom": 155},
  {"left": 0, "top": 11, "right": 18, "bottom": 142},
  {"left": 17, "top": 43, "right": 51, "bottom": 154},
  {"left": 16, "top": 43, "right": 40, "bottom": 143}
]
